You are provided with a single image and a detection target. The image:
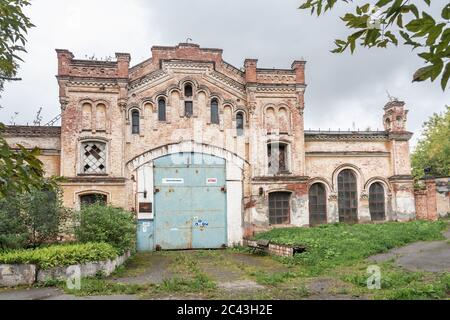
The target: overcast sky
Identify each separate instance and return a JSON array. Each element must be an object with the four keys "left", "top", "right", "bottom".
[{"left": 0, "top": 0, "right": 448, "bottom": 147}]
